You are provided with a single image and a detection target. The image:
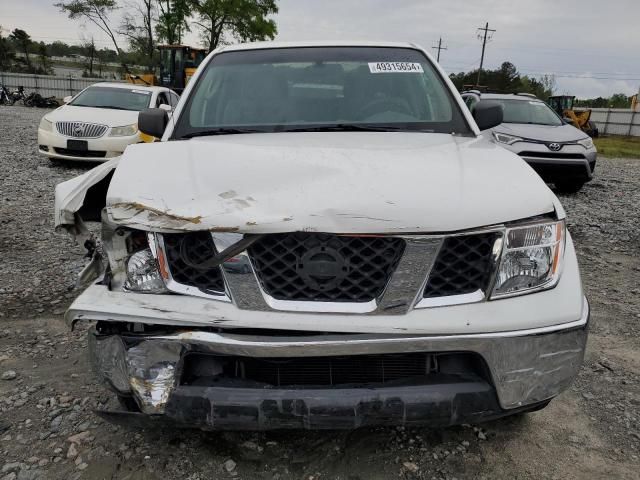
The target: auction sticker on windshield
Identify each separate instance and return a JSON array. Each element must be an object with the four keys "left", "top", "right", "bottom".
[{"left": 368, "top": 62, "right": 424, "bottom": 73}]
